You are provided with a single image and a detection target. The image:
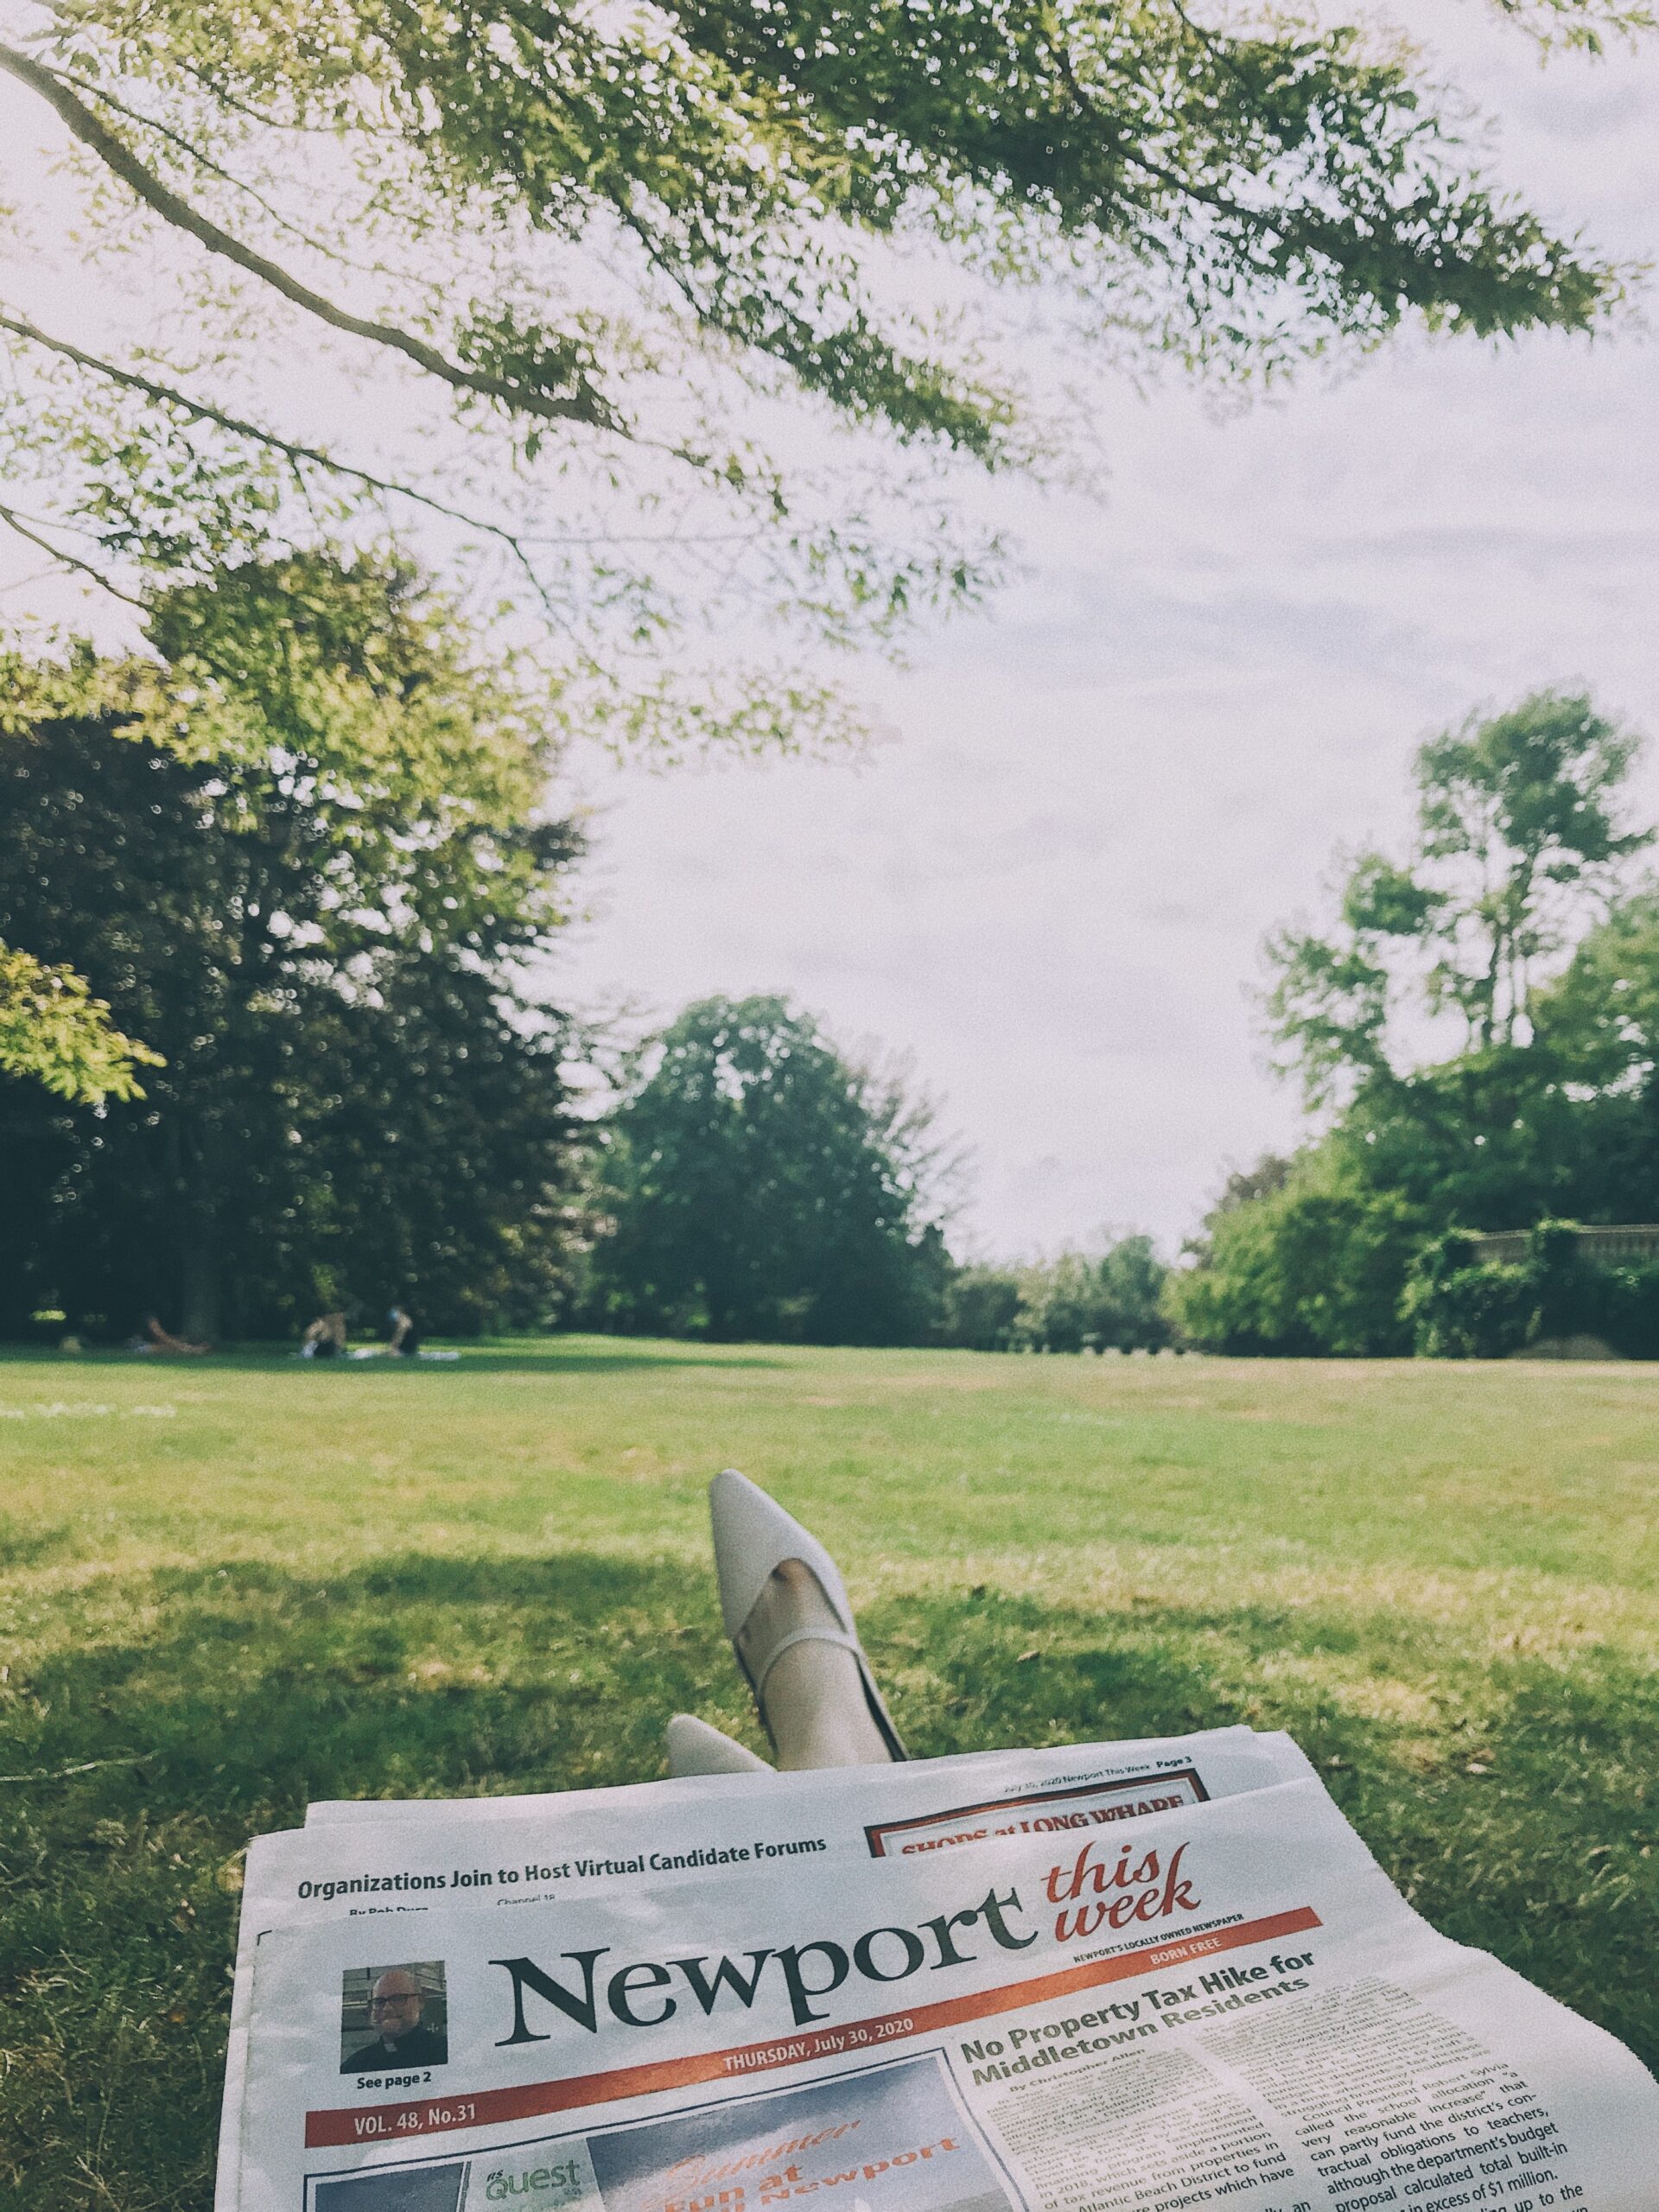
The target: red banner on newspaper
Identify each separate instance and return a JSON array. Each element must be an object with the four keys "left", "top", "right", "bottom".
[{"left": 305, "top": 1905, "right": 1320, "bottom": 2148}]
